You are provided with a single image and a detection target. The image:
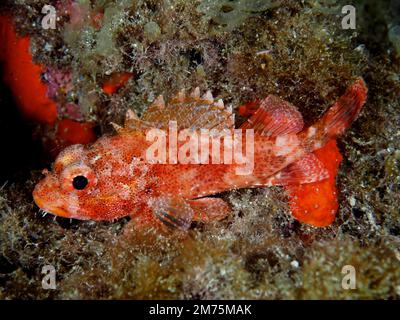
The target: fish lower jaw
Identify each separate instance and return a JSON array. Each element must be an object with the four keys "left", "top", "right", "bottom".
[{"left": 39, "top": 206, "right": 71, "bottom": 219}]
